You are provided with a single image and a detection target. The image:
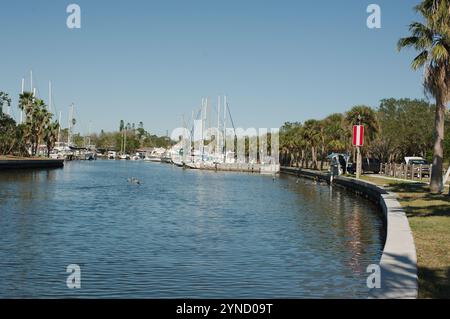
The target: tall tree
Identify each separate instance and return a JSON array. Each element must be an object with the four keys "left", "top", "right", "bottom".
[
  {"left": 344, "top": 105, "right": 380, "bottom": 145},
  {"left": 280, "top": 122, "right": 303, "bottom": 166},
  {"left": 0, "top": 113, "right": 17, "bottom": 155},
  {"left": 302, "top": 119, "right": 321, "bottom": 169},
  {"left": 18, "top": 92, "right": 56, "bottom": 156},
  {"left": 33, "top": 100, "right": 51, "bottom": 155},
  {"left": 44, "top": 121, "right": 60, "bottom": 157},
  {"left": 323, "top": 113, "right": 347, "bottom": 153},
  {"left": 375, "top": 98, "right": 435, "bottom": 162},
  {"left": 0, "top": 92, "right": 11, "bottom": 115},
  {"left": 18, "top": 92, "right": 34, "bottom": 118},
  {"left": 398, "top": 0, "right": 450, "bottom": 193}
]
